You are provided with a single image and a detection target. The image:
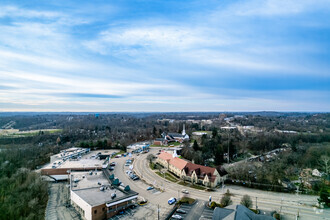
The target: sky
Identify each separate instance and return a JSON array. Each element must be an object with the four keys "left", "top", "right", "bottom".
[{"left": 0, "top": 0, "right": 329, "bottom": 112}]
